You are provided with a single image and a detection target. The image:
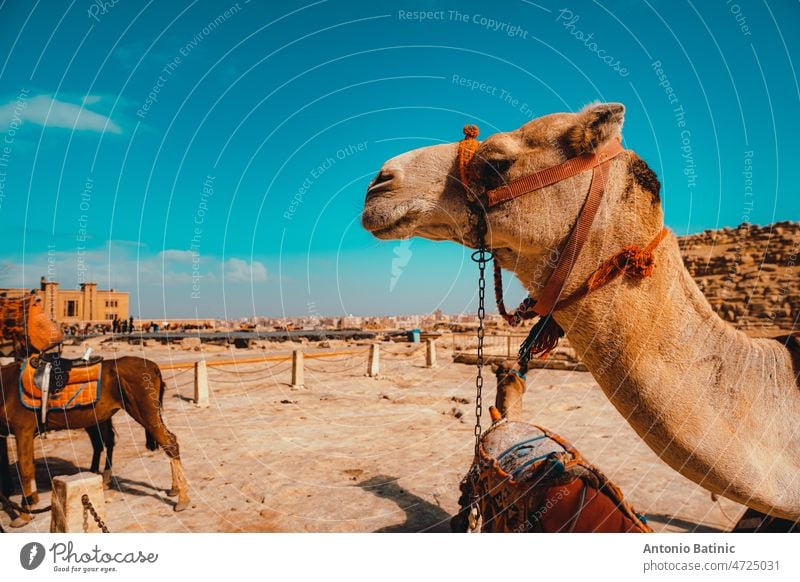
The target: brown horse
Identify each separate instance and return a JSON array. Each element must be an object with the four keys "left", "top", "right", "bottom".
[
  {"left": 1, "top": 295, "right": 157, "bottom": 491},
  {"left": 0, "top": 295, "right": 189, "bottom": 528}
]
